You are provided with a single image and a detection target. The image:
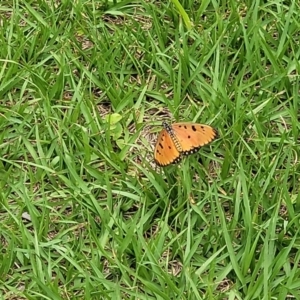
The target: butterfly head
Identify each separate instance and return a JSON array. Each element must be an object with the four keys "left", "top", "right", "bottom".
[{"left": 162, "top": 121, "right": 172, "bottom": 133}]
